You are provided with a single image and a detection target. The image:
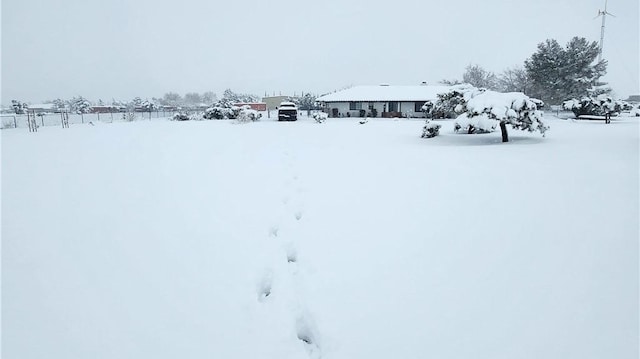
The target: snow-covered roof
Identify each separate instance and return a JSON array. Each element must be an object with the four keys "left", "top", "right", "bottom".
[
  {"left": 28, "top": 103, "right": 56, "bottom": 109},
  {"left": 317, "top": 85, "right": 452, "bottom": 102}
]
